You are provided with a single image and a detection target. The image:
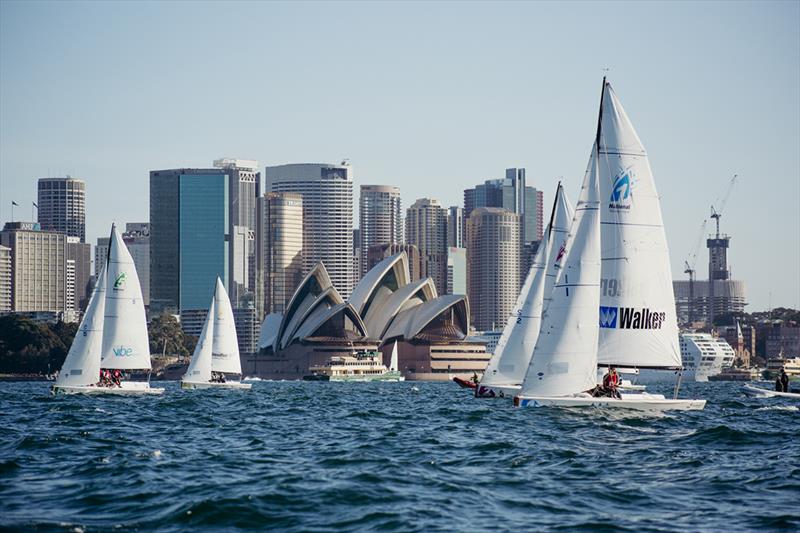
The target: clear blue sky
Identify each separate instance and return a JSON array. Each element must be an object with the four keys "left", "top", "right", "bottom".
[{"left": 1, "top": 0, "right": 798, "bottom": 311}]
